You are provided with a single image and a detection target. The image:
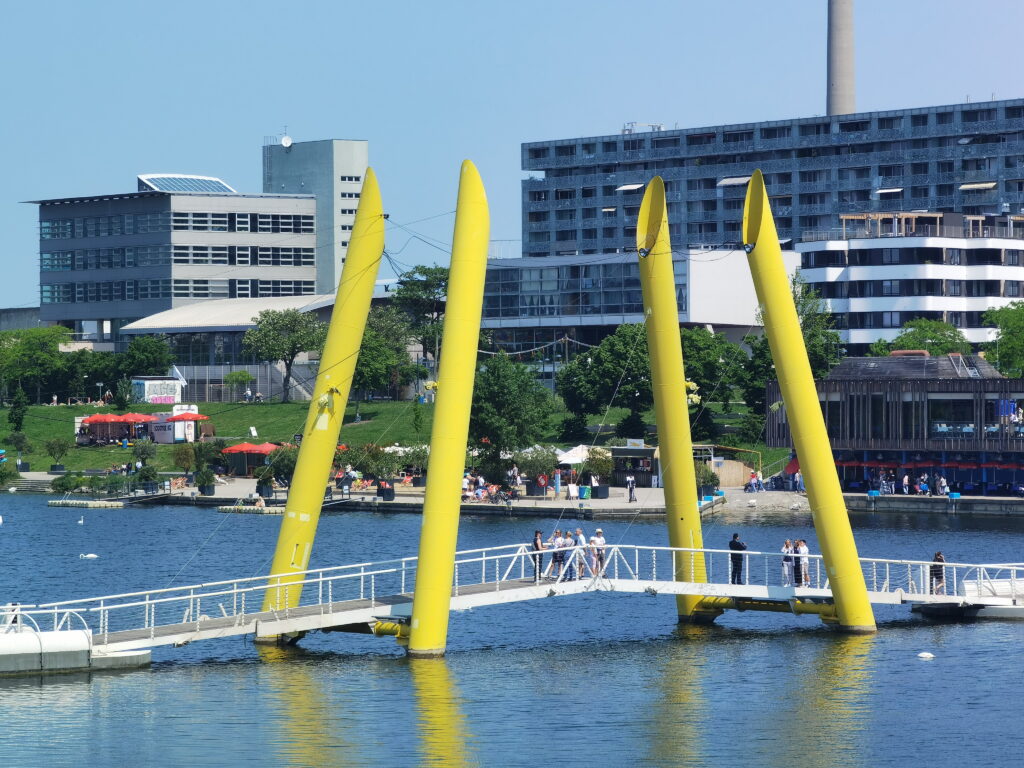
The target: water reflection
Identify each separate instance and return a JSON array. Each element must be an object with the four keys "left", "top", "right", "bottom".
[
  {"left": 257, "top": 645, "right": 357, "bottom": 768},
  {"left": 410, "top": 657, "right": 474, "bottom": 767},
  {"left": 646, "top": 624, "right": 713, "bottom": 766}
]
